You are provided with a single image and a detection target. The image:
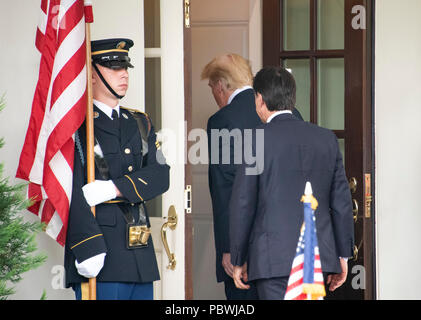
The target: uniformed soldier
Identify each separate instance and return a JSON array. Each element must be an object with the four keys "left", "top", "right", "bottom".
[{"left": 64, "top": 38, "right": 170, "bottom": 300}]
